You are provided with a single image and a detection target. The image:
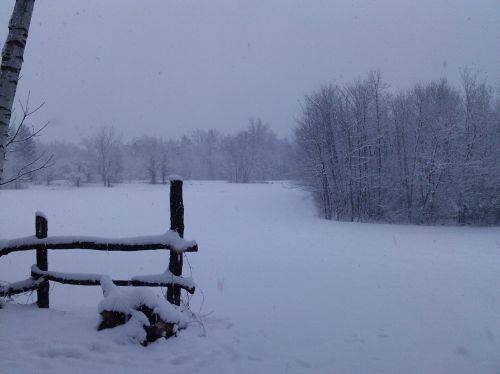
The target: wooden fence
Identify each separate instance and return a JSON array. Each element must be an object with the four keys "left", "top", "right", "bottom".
[{"left": 0, "top": 179, "right": 197, "bottom": 307}]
